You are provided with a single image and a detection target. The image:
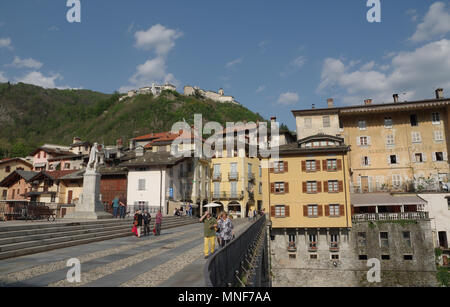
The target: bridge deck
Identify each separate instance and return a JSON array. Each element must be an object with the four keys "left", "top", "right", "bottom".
[{"left": 0, "top": 219, "right": 251, "bottom": 287}]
